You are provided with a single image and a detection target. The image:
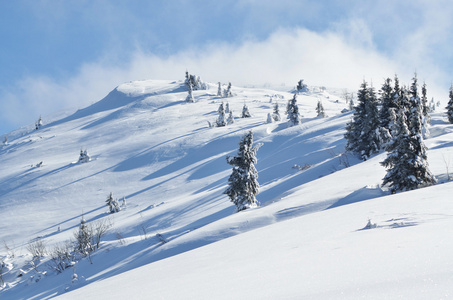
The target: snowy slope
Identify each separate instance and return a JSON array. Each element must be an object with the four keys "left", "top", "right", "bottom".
[{"left": 0, "top": 79, "right": 452, "bottom": 299}]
